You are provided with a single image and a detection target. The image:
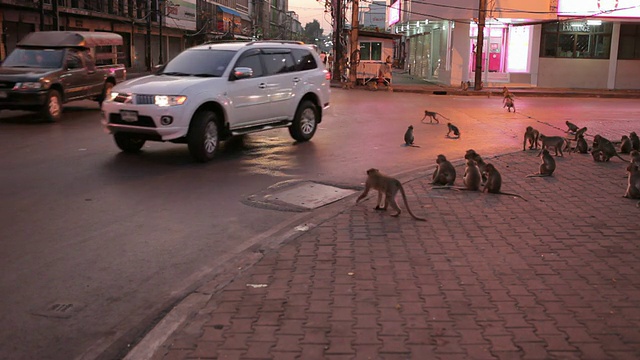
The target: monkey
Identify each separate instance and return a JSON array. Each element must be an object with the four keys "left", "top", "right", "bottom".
[
  {"left": 503, "top": 97, "right": 516, "bottom": 112},
  {"left": 631, "top": 150, "right": 640, "bottom": 166},
  {"left": 523, "top": 126, "right": 540, "bottom": 151},
  {"left": 620, "top": 135, "right": 632, "bottom": 154},
  {"left": 403, "top": 125, "right": 420, "bottom": 147},
  {"left": 591, "top": 148, "right": 606, "bottom": 162},
  {"left": 482, "top": 163, "right": 527, "bottom": 201},
  {"left": 592, "top": 134, "right": 627, "bottom": 162},
  {"left": 446, "top": 123, "right": 460, "bottom": 138},
  {"left": 573, "top": 126, "right": 588, "bottom": 141},
  {"left": 526, "top": 149, "right": 556, "bottom": 177},
  {"left": 538, "top": 134, "right": 567, "bottom": 157},
  {"left": 465, "top": 149, "right": 488, "bottom": 184},
  {"left": 421, "top": 110, "right": 449, "bottom": 124},
  {"left": 431, "top": 154, "right": 457, "bottom": 186},
  {"left": 463, "top": 158, "right": 482, "bottom": 191},
  {"left": 461, "top": 81, "right": 470, "bottom": 91},
  {"left": 565, "top": 121, "right": 579, "bottom": 134},
  {"left": 629, "top": 131, "right": 640, "bottom": 151},
  {"left": 502, "top": 86, "right": 512, "bottom": 98},
  {"left": 356, "top": 168, "right": 426, "bottom": 221},
  {"left": 573, "top": 133, "right": 588, "bottom": 154},
  {"left": 623, "top": 162, "right": 640, "bottom": 203}
]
